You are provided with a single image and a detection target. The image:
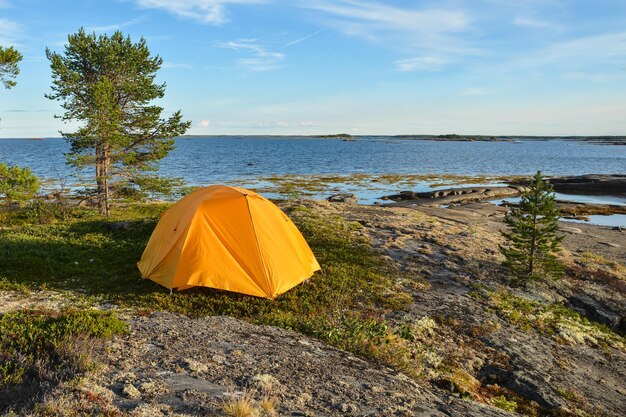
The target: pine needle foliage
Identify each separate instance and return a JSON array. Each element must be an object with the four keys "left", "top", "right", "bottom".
[
  {"left": 0, "top": 46, "right": 22, "bottom": 89},
  {"left": 500, "top": 171, "right": 564, "bottom": 282},
  {"left": 0, "top": 163, "right": 39, "bottom": 203}
]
